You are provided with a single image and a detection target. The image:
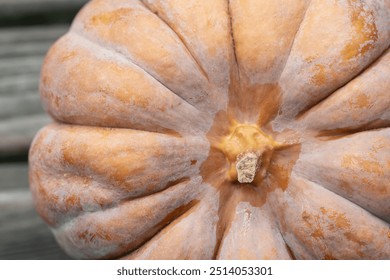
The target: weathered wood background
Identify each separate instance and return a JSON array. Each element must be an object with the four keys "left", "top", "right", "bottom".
[{"left": 0, "top": 0, "right": 88, "bottom": 260}]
